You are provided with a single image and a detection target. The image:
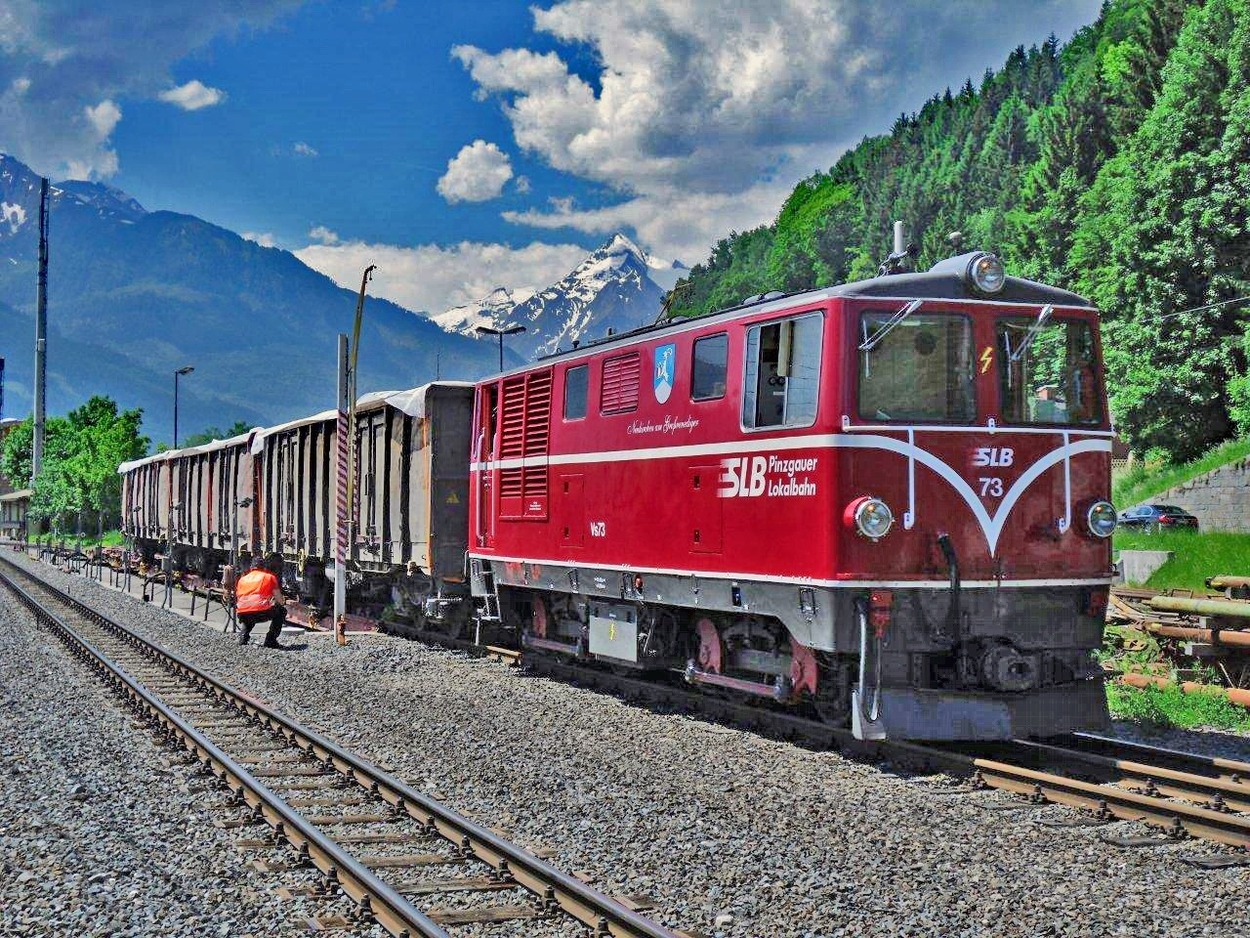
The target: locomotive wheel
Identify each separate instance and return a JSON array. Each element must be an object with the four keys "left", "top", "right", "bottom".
[{"left": 811, "top": 656, "right": 853, "bottom": 726}]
